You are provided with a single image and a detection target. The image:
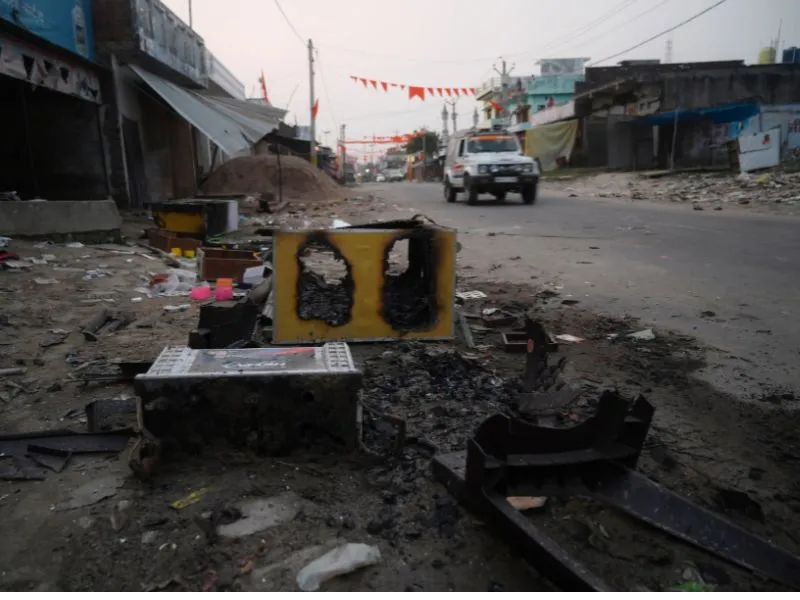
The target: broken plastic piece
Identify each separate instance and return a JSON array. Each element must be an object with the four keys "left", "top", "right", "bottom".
[
  {"left": 627, "top": 328, "right": 656, "bottom": 341},
  {"left": 296, "top": 543, "right": 382, "bottom": 592},
  {"left": 555, "top": 334, "right": 585, "bottom": 343},
  {"left": 170, "top": 487, "right": 211, "bottom": 510}
]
